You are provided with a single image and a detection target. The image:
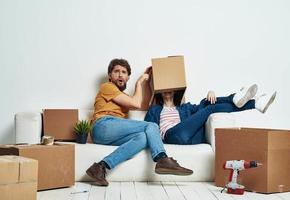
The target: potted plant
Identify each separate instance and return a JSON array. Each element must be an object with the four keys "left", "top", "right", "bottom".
[{"left": 74, "top": 120, "right": 91, "bottom": 144}]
